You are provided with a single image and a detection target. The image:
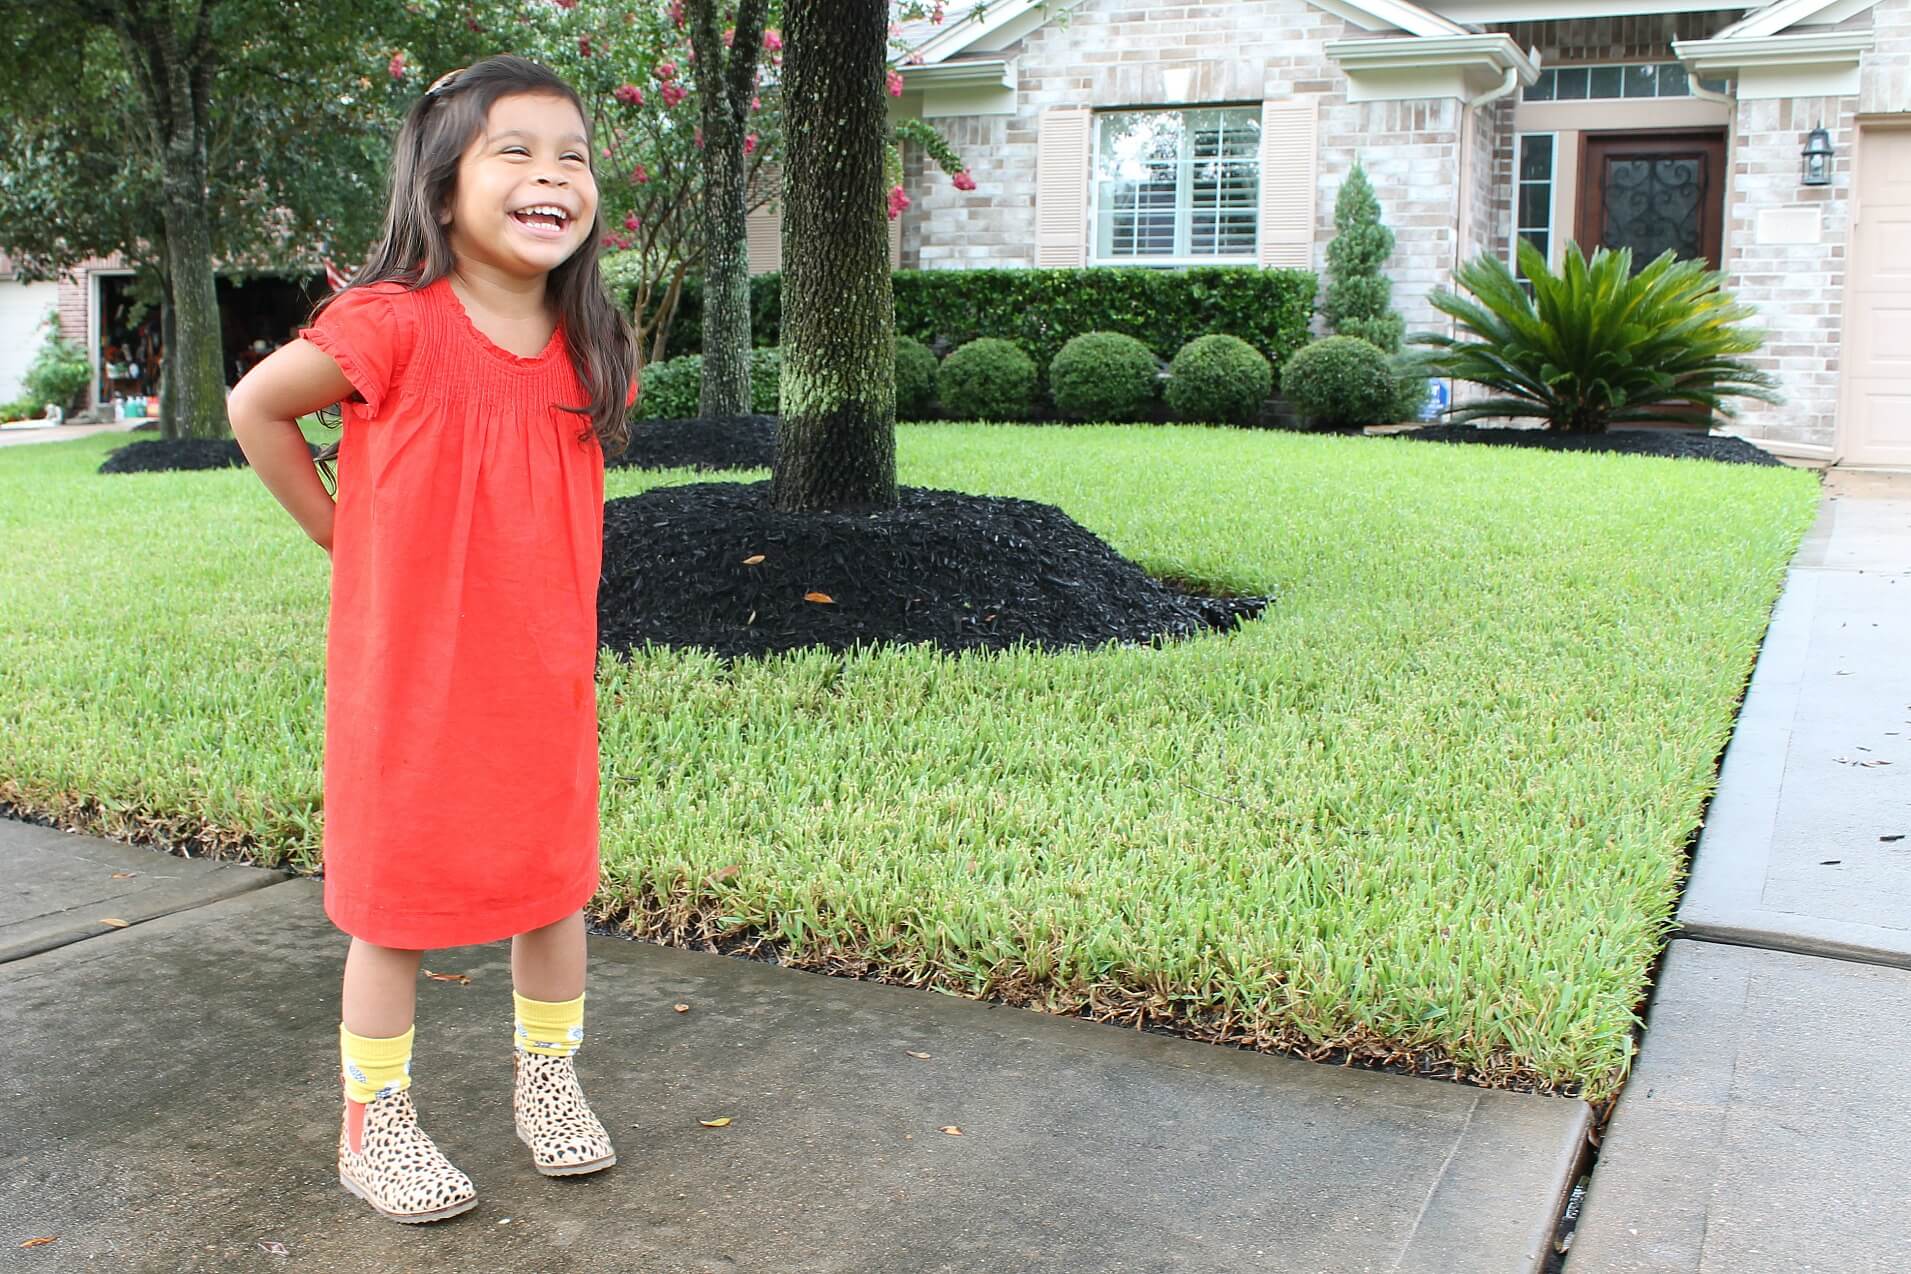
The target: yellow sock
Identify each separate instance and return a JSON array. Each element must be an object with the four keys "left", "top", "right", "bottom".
[
  {"left": 514, "top": 991, "right": 585, "bottom": 1057},
  {"left": 340, "top": 1024, "right": 414, "bottom": 1104}
]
